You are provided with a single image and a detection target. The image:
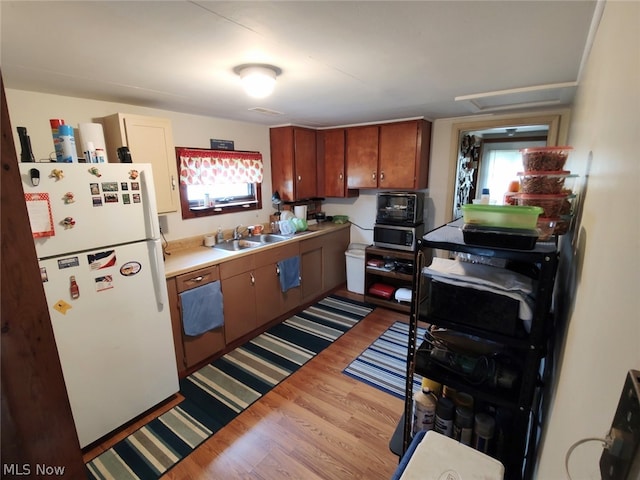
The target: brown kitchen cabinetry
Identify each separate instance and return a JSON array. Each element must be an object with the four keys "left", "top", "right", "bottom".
[
  {"left": 379, "top": 119, "right": 431, "bottom": 189},
  {"left": 270, "top": 126, "right": 317, "bottom": 202},
  {"left": 254, "top": 242, "right": 302, "bottom": 329},
  {"left": 168, "top": 265, "right": 225, "bottom": 375},
  {"left": 346, "top": 125, "right": 379, "bottom": 189},
  {"left": 102, "top": 113, "right": 178, "bottom": 213},
  {"left": 219, "top": 254, "right": 258, "bottom": 344},
  {"left": 346, "top": 119, "right": 432, "bottom": 190},
  {"left": 318, "top": 128, "right": 358, "bottom": 198},
  {"left": 300, "top": 227, "right": 350, "bottom": 302}
]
